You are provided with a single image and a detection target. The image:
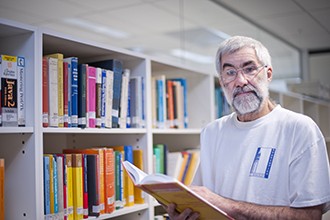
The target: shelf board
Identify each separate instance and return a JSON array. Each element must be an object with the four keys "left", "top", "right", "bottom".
[
  {"left": 89, "top": 203, "right": 149, "bottom": 219},
  {"left": 152, "top": 128, "right": 201, "bottom": 134},
  {"left": 42, "top": 127, "right": 147, "bottom": 134},
  {"left": 0, "top": 126, "right": 34, "bottom": 134}
]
